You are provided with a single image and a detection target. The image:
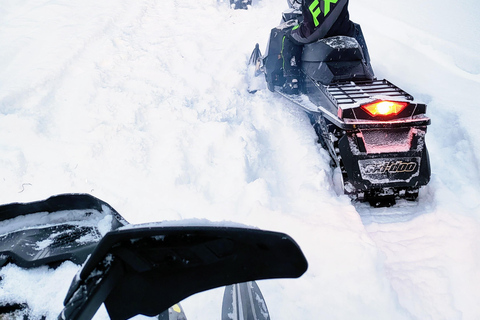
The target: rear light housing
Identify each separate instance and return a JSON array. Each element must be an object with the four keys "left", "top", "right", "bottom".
[{"left": 338, "top": 99, "right": 427, "bottom": 121}]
